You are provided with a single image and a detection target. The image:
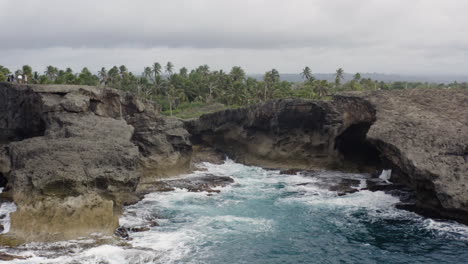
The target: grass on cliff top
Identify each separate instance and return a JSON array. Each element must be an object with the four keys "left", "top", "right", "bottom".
[
  {"left": 162, "top": 102, "right": 239, "bottom": 119},
  {"left": 161, "top": 96, "right": 334, "bottom": 119}
]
